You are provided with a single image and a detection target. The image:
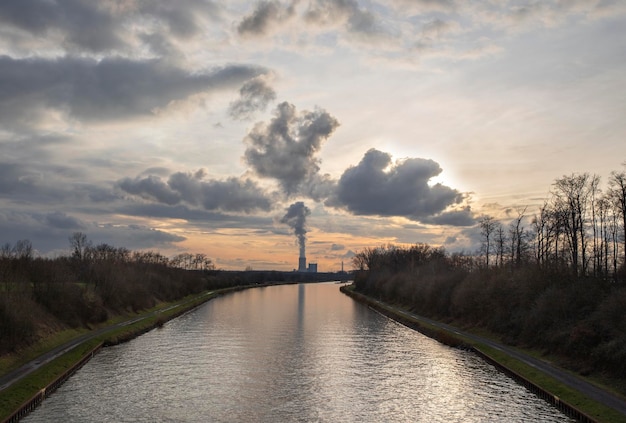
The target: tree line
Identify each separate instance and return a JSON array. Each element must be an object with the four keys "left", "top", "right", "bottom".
[
  {"left": 478, "top": 168, "right": 626, "bottom": 279},
  {"left": 352, "top": 166, "right": 626, "bottom": 383},
  {"left": 0, "top": 233, "right": 233, "bottom": 354}
]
